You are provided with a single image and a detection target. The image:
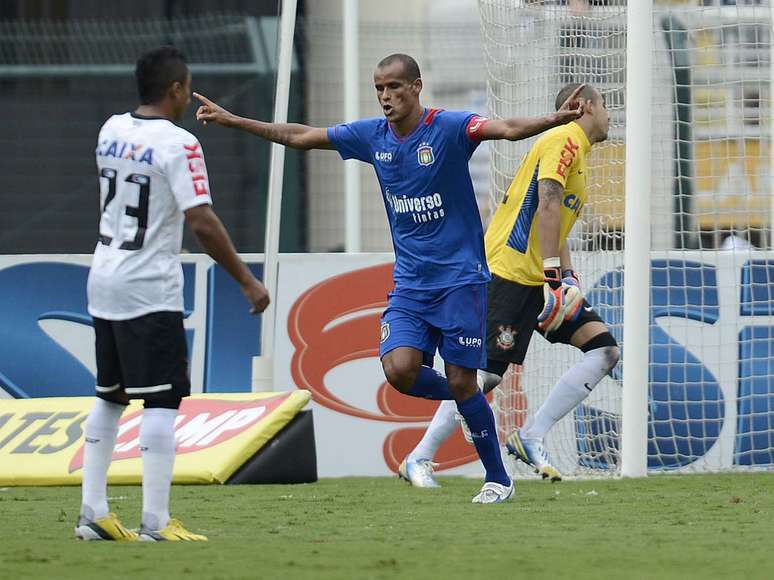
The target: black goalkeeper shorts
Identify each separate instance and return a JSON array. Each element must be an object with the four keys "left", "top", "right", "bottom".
[
  {"left": 486, "top": 274, "right": 604, "bottom": 366},
  {"left": 93, "top": 311, "right": 190, "bottom": 409}
]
